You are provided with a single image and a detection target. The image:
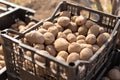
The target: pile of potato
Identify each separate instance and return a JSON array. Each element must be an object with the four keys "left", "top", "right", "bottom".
[
  {"left": 0, "top": 20, "right": 36, "bottom": 70},
  {"left": 22, "top": 11, "right": 110, "bottom": 66},
  {"left": 101, "top": 66, "right": 120, "bottom": 80},
  {"left": 9, "top": 20, "right": 36, "bottom": 37}
]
